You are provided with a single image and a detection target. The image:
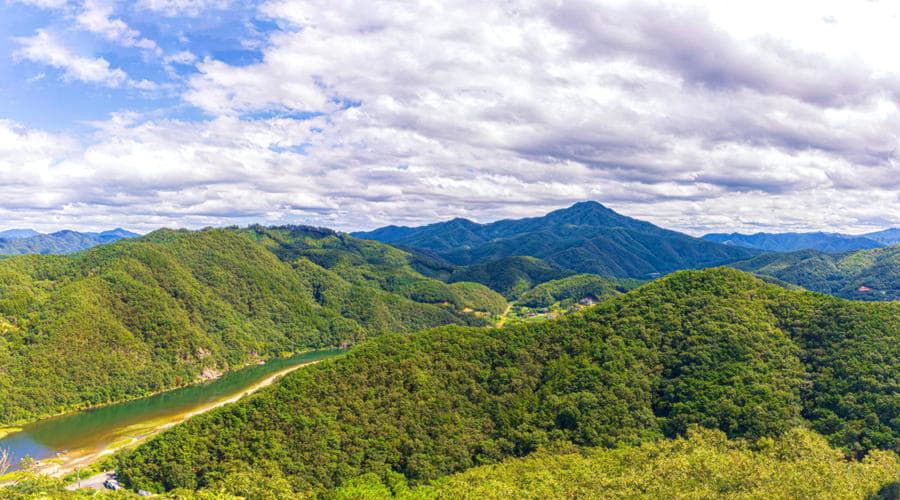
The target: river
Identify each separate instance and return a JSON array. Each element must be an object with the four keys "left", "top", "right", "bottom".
[{"left": 0, "top": 349, "right": 343, "bottom": 475}]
